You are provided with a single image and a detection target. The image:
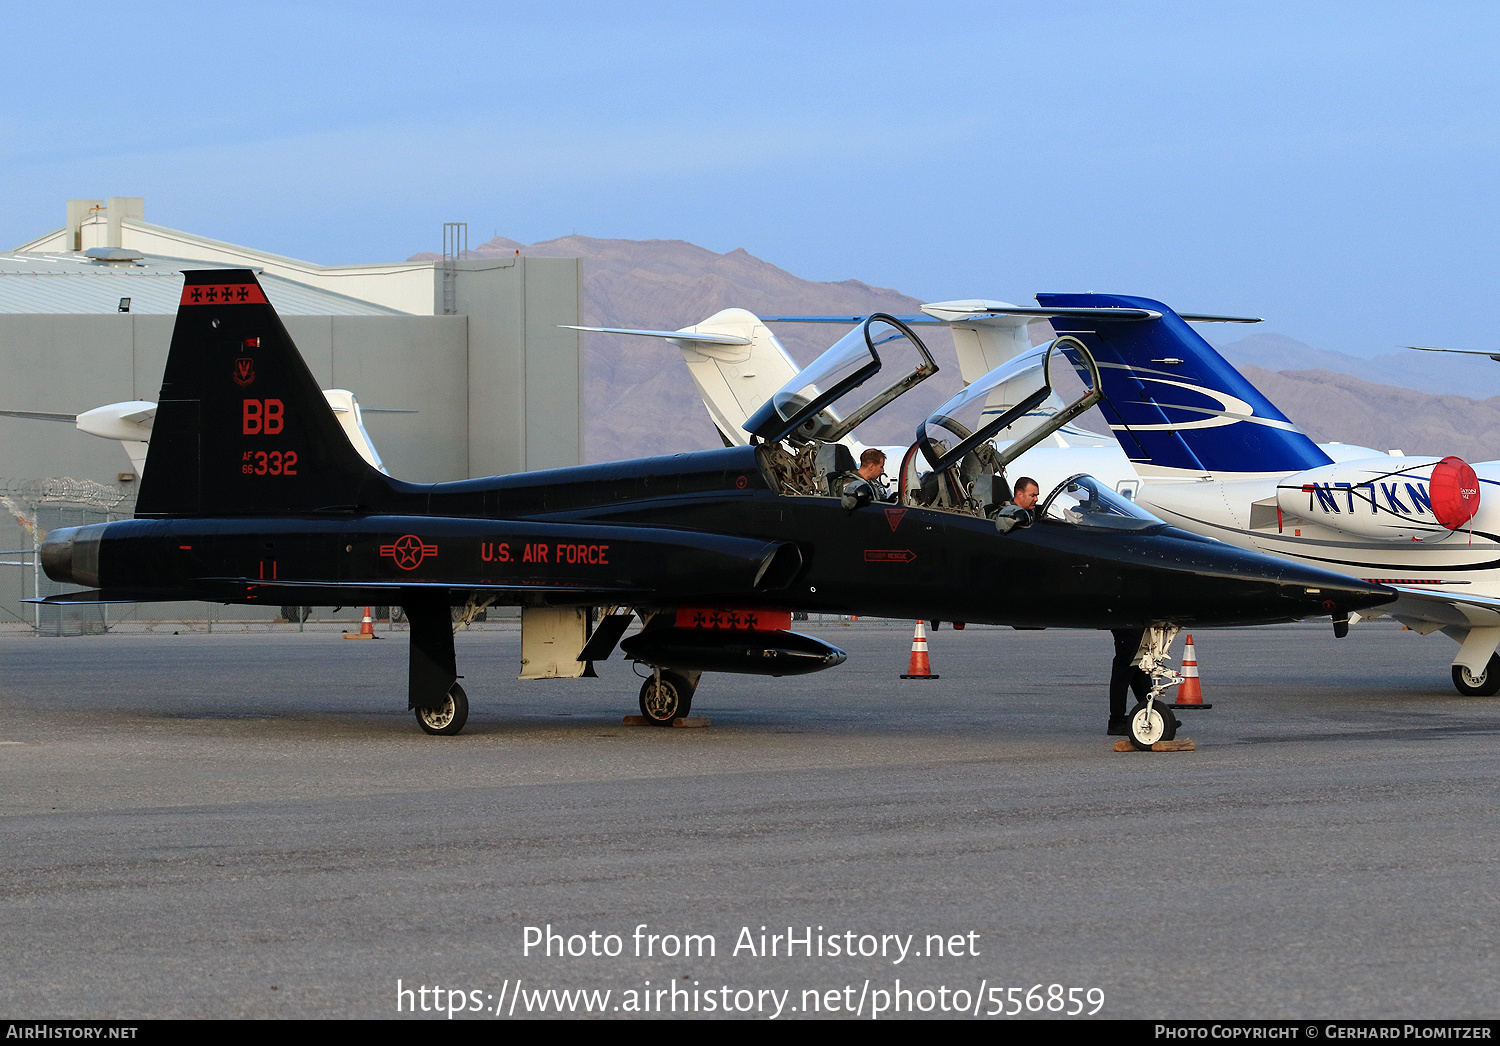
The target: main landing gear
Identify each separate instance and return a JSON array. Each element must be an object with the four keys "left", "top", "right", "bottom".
[
  {"left": 1452, "top": 654, "right": 1500, "bottom": 697},
  {"left": 405, "top": 596, "right": 468, "bottom": 736},
  {"left": 416, "top": 683, "right": 469, "bottom": 735},
  {"left": 638, "top": 668, "right": 696, "bottom": 726}
]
